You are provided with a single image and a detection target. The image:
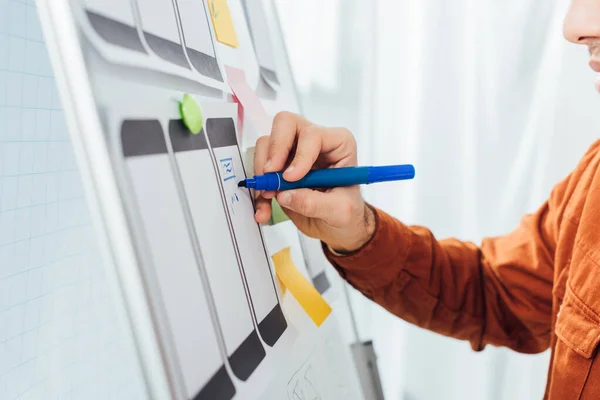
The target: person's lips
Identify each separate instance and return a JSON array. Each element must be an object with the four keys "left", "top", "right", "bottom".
[
  {"left": 590, "top": 59, "right": 600, "bottom": 73},
  {"left": 589, "top": 59, "right": 600, "bottom": 93}
]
